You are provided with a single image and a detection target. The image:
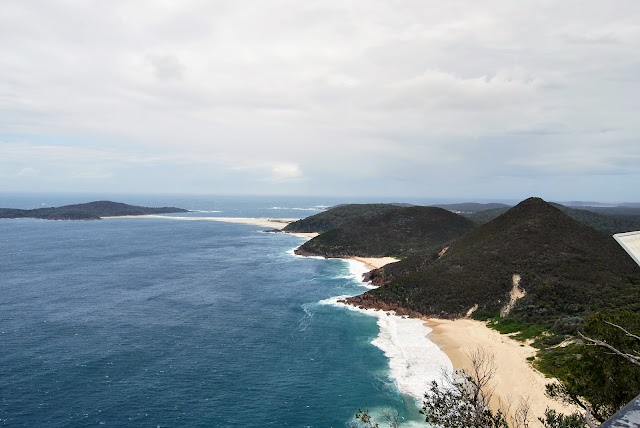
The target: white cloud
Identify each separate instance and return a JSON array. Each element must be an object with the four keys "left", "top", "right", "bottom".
[
  {"left": 271, "top": 163, "right": 302, "bottom": 182},
  {"left": 147, "top": 53, "right": 186, "bottom": 80},
  {"left": 1, "top": 0, "right": 640, "bottom": 200}
]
